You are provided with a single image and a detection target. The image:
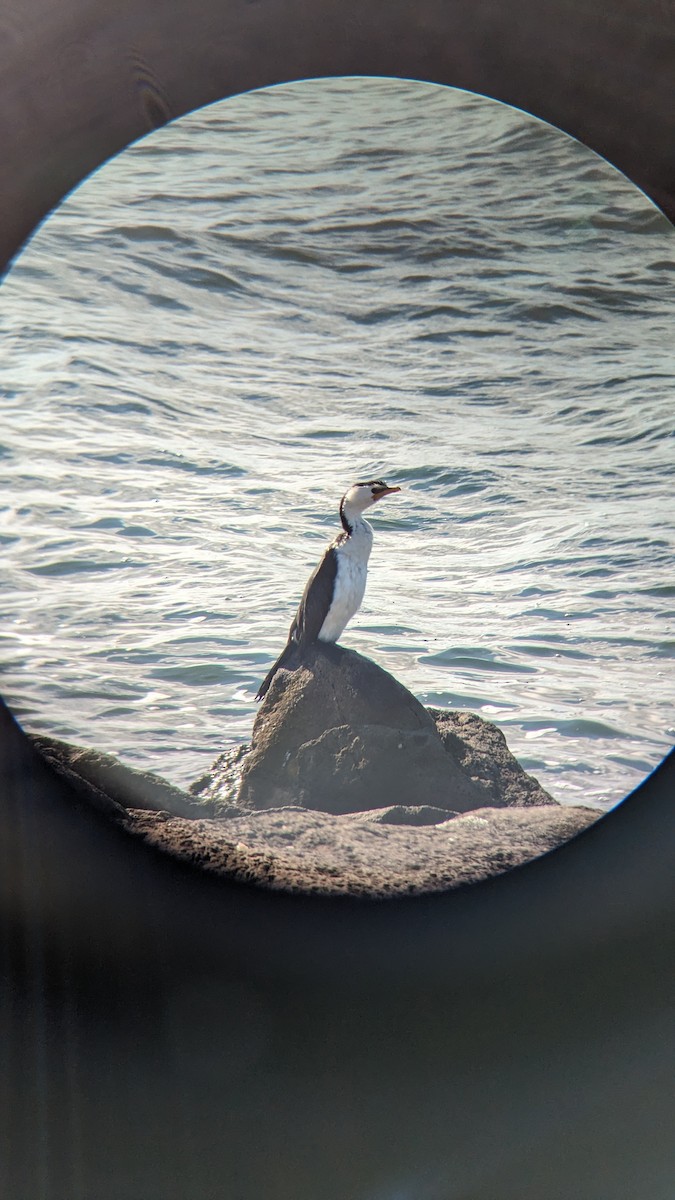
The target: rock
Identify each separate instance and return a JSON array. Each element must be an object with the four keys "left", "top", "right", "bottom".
[
  {"left": 430, "top": 709, "right": 556, "bottom": 807},
  {"left": 236, "top": 644, "right": 488, "bottom": 814},
  {"left": 277, "top": 722, "right": 483, "bottom": 816},
  {"left": 126, "top": 803, "right": 601, "bottom": 896},
  {"left": 219, "top": 644, "right": 556, "bottom": 814},
  {"left": 24, "top": 646, "right": 595, "bottom": 897},
  {"left": 30, "top": 733, "right": 203, "bottom": 819},
  {"left": 347, "top": 804, "right": 458, "bottom": 826}
]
